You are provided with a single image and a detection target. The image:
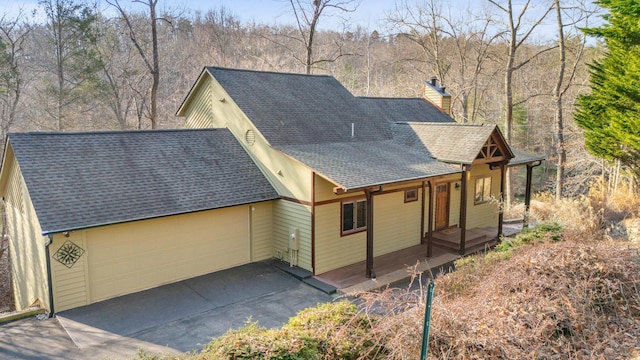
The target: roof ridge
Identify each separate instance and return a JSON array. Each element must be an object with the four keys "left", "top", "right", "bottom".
[
  {"left": 359, "top": 96, "right": 423, "bottom": 100},
  {"left": 397, "top": 122, "right": 489, "bottom": 127},
  {"left": 206, "top": 66, "right": 333, "bottom": 78},
  {"left": 8, "top": 128, "right": 224, "bottom": 136}
]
